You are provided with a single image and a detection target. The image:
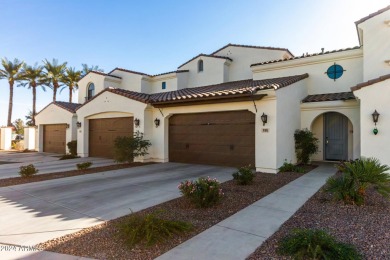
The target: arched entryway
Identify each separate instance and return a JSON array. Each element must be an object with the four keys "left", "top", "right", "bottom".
[{"left": 311, "top": 112, "right": 353, "bottom": 161}]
